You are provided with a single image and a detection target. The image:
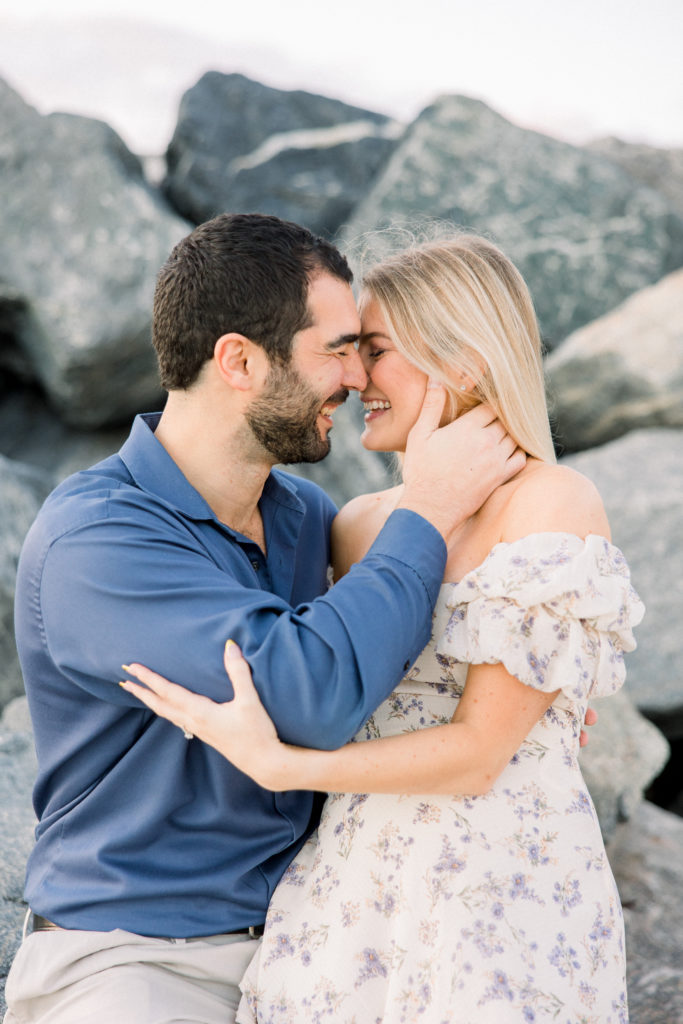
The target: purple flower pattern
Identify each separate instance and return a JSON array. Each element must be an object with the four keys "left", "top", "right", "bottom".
[{"left": 238, "top": 535, "right": 641, "bottom": 1023}]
